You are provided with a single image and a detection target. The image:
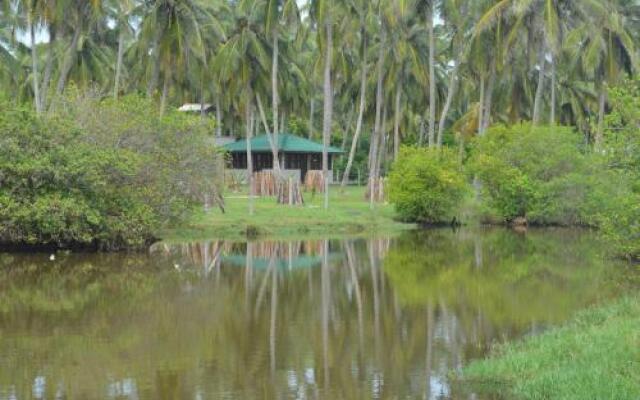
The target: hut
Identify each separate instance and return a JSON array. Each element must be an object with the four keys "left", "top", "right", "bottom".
[{"left": 223, "top": 133, "right": 343, "bottom": 182}]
